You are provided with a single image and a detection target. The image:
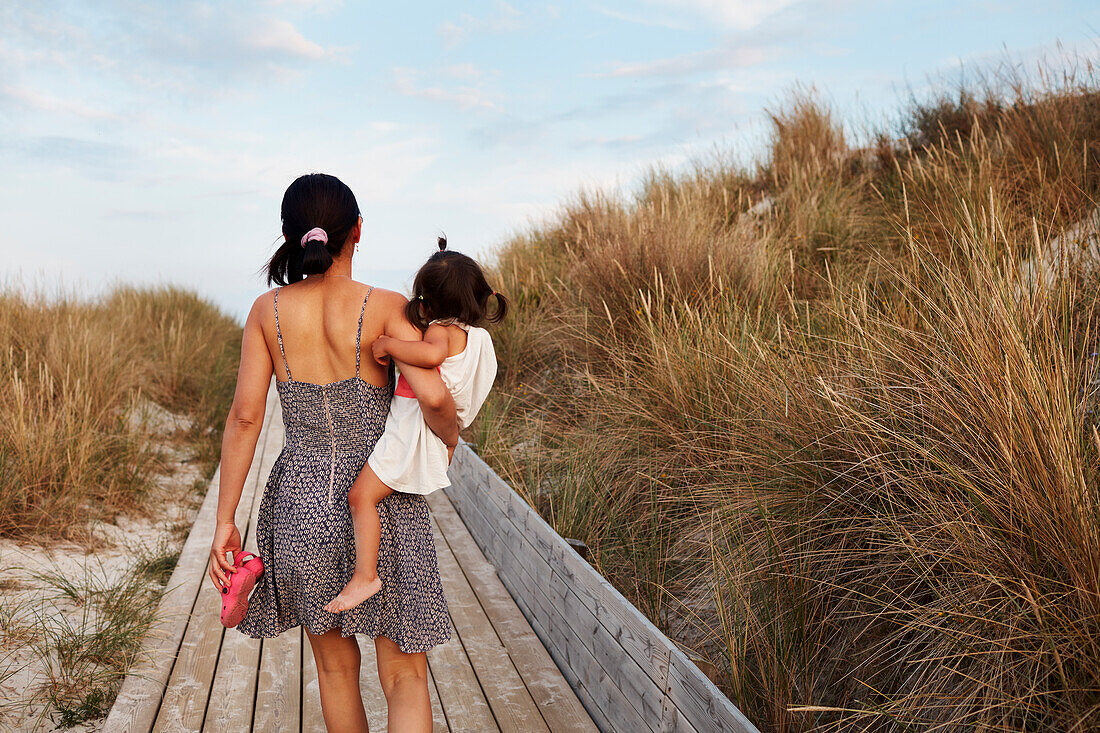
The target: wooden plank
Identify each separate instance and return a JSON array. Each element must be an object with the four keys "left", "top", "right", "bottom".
[
  {"left": 447, "top": 479, "right": 644, "bottom": 732},
  {"left": 102, "top": 464, "right": 222, "bottom": 733},
  {"left": 428, "top": 491, "right": 597, "bottom": 733},
  {"left": 667, "top": 651, "right": 756, "bottom": 733},
  {"left": 661, "top": 693, "right": 702, "bottom": 733},
  {"left": 301, "top": 628, "right": 326, "bottom": 733},
  {"left": 254, "top": 631, "right": 301, "bottom": 733},
  {"left": 356, "top": 635, "right": 389, "bottom": 729},
  {"left": 429, "top": 513, "right": 549, "bottom": 733},
  {"left": 456, "top": 495, "right": 652, "bottom": 733},
  {"left": 451, "top": 451, "right": 673, "bottom": 685},
  {"left": 546, "top": 571, "right": 664, "bottom": 724},
  {"left": 424, "top": 654, "right": 449, "bottom": 732},
  {"left": 442, "top": 499, "right": 611, "bottom": 733},
  {"left": 151, "top": 387, "right": 277, "bottom": 733},
  {"left": 543, "top": 595, "right": 652, "bottom": 733},
  {"left": 204, "top": 390, "right": 282, "bottom": 730},
  {"left": 425, "top": 617, "right": 497, "bottom": 731},
  {"left": 458, "top": 474, "right": 659, "bottom": 733},
  {"left": 471, "top": 458, "right": 675, "bottom": 697}
]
